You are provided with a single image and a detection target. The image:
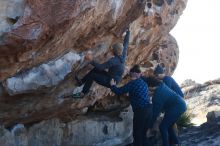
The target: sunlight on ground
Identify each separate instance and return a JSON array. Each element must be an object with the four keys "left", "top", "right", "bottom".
[{"left": 191, "top": 117, "right": 207, "bottom": 127}]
